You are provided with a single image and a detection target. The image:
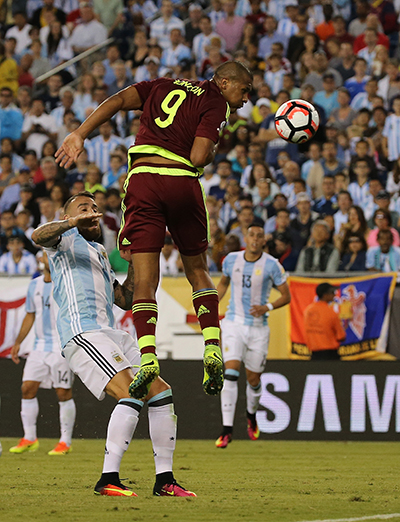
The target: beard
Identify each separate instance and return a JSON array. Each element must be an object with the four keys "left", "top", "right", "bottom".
[{"left": 78, "top": 225, "right": 101, "bottom": 241}]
